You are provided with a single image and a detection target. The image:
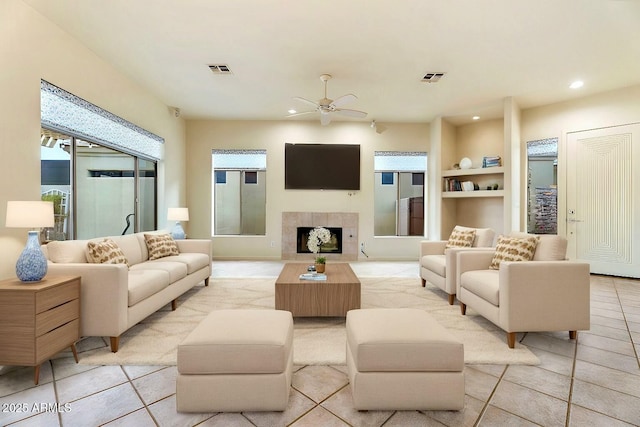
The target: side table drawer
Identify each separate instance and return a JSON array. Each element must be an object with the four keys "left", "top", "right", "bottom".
[
  {"left": 36, "top": 280, "right": 80, "bottom": 313},
  {"left": 36, "top": 319, "right": 80, "bottom": 363},
  {"left": 36, "top": 299, "right": 79, "bottom": 337}
]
